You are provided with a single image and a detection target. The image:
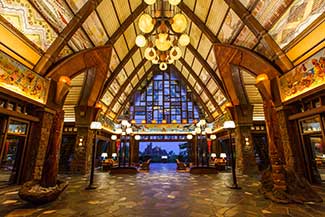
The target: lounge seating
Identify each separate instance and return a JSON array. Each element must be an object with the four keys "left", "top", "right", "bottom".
[
  {"left": 102, "top": 158, "right": 118, "bottom": 171},
  {"left": 176, "top": 159, "right": 187, "bottom": 170},
  {"left": 139, "top": 159, "right": 151, "bottom": 170},
  {"left": 214, "top": 158, "right": 226, "bottom": 171}
]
